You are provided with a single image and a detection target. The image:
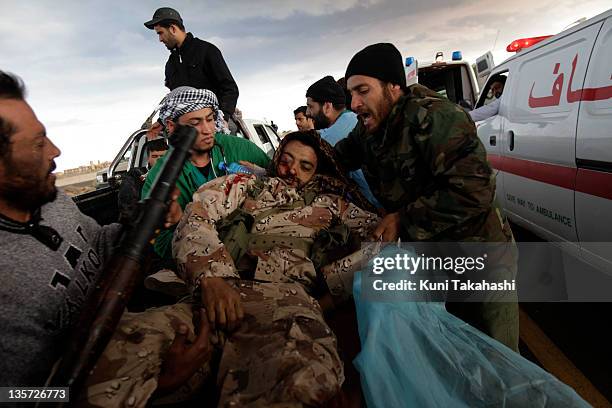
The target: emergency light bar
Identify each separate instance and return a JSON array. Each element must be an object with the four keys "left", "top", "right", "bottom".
[{"left": 506, "top": 35, "right": 552, "bottom": 52}]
